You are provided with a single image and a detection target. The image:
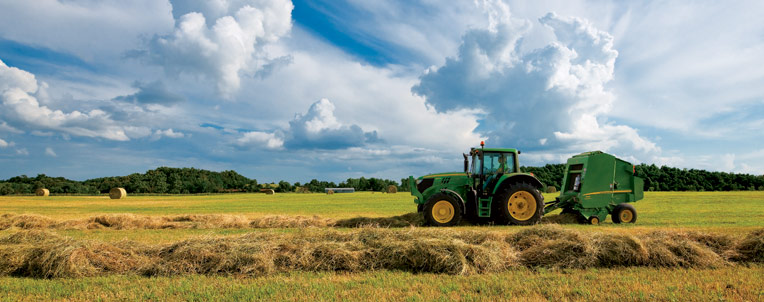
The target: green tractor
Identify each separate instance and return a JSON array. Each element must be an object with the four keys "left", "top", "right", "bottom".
[
  {"left": 409, "top": 144, "right": 645, "bottom": 226},
  {"left": 409, "top": 142, "right": 546, "bottom": 226}
]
